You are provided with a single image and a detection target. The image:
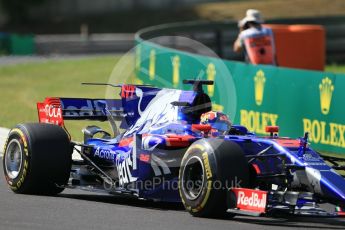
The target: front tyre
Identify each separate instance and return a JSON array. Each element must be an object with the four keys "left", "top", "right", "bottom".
[
  {"left": 3, "top": 123, "right": 72, "bottom": 195},
  {"left": 179, "top": 139, "right": 250, "bottom": 217}
]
